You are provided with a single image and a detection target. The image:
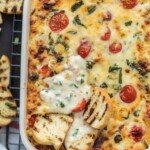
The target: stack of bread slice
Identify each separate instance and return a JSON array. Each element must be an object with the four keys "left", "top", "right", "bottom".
[
  {"left": 0, "top": 55, "right": 17, "bottom": 127},
  {"left": 0, "top": 0, "right": 24, "bottom": 32},
  {"left": 31, "top": 87, "right": 112, "bottom": 150}
]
